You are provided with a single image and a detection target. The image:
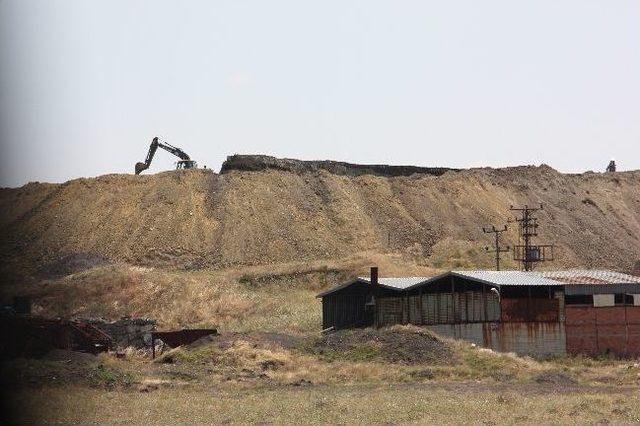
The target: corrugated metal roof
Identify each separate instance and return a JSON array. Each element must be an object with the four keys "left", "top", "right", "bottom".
[
  {"left": 451, "top": 271, "right": 560, "bottom": 286},
  {"left": 564, "top": 283, "right": 640, "bottom": 295},
  {"left": 358, "top": 276, "right": 432, "bottom": 290},
  {"left": 317, "top": 270, "right": 640, "bottom": 297},
  {"left": 541, "top": 270, "right": 640, "bottom": 285},
  {"left": 316, "top": 276, "right": 430, "bottom": 297},
  {"left": 452, "top": 270, "right": 640, "bottom": 286}
]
